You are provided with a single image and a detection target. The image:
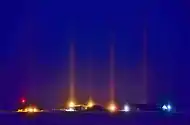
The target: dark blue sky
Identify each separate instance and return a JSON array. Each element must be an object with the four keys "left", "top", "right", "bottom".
[{"left": 1, "top": 0, "right": 190, "bottom": 109}]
